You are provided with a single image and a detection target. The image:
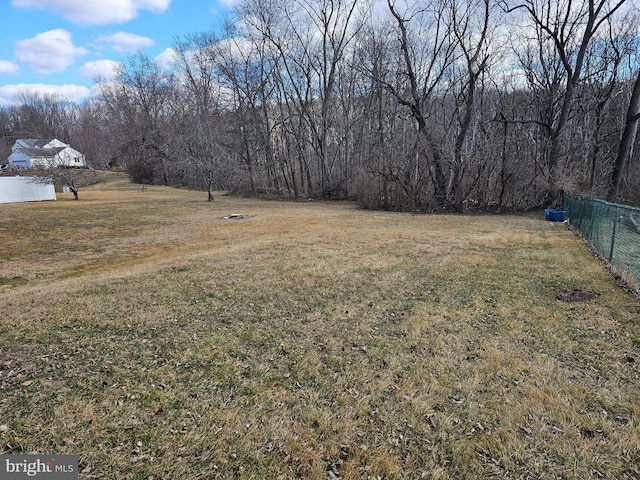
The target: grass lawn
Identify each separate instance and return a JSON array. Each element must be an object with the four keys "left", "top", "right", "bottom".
[{"left": 1, "top": 173, "right": 639, "bottom": 479}]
